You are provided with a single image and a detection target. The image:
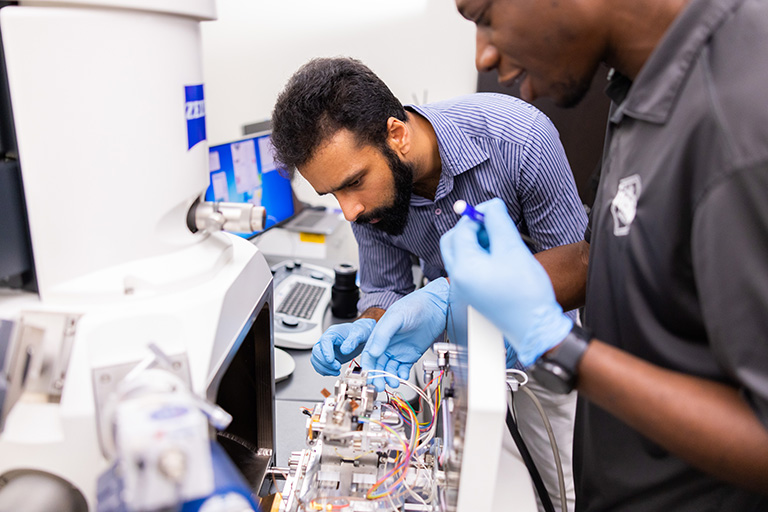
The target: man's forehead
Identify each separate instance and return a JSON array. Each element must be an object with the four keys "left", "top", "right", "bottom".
[
  {"left": 300, "top": 130, "right": 378, "bottom": 191},
  {"left": 316, "top": 128, "right": 364, "bottom": 153}
]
